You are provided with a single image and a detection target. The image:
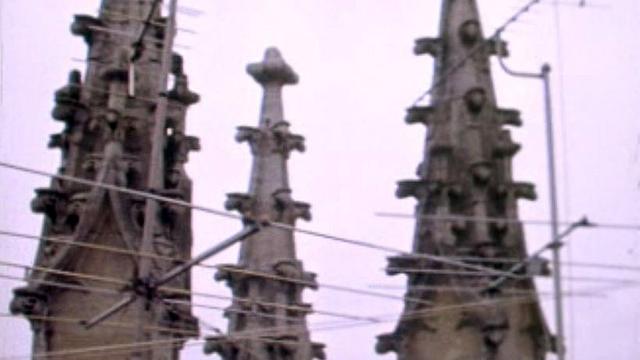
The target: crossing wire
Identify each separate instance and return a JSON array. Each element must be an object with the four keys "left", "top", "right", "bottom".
[
  {"left": 0, "top": 271, "right": 310, "bottom": 326},
  {"left": 0, "top": 160, "right": 522, "bottom": 280},
  {"left": 0, "top": 229, "right": 434, "bottom": 309},
  {"left": 0, "top": 294, "right": 544, "bottom": 359},
  {"left": 0, "top": 259, "right": 380, "bottom": 324},
  {"left": 0, "top": 312, "right": 200, "bottom": 337},
  {"left": 376, "top": 212, "right": 640, "bottom": 231}
]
